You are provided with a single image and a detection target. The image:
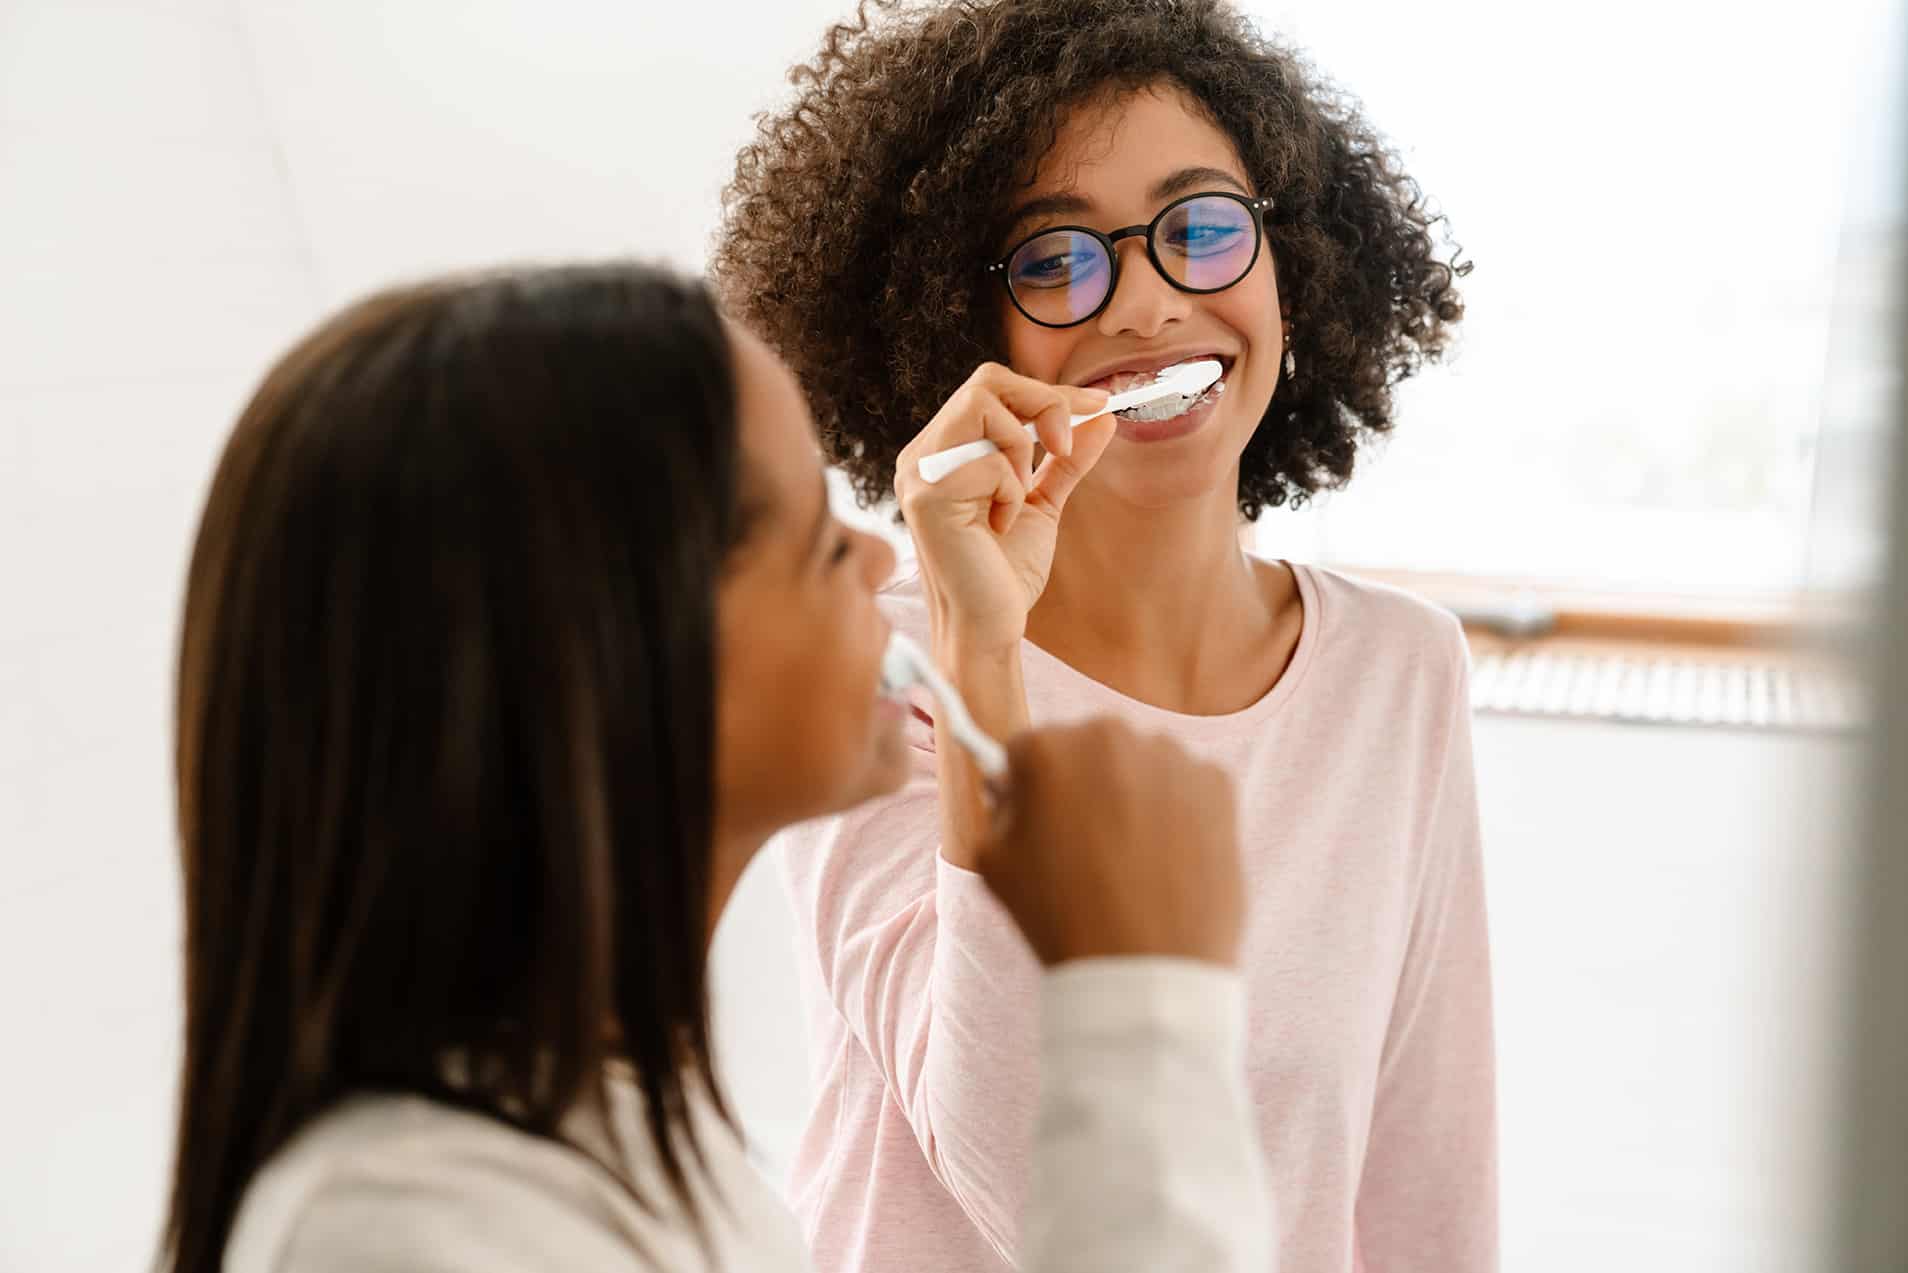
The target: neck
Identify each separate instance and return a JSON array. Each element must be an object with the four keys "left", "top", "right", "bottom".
[{"left": 1028, "top": 472, "right": 1264, "bottom": 673}]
